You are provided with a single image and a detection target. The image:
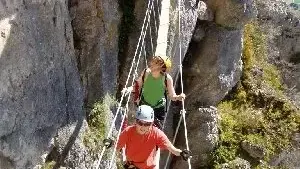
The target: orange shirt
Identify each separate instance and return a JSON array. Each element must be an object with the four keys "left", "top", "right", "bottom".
[{"left": 117, "top": 125, "right": 171, "bottom": 169}]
